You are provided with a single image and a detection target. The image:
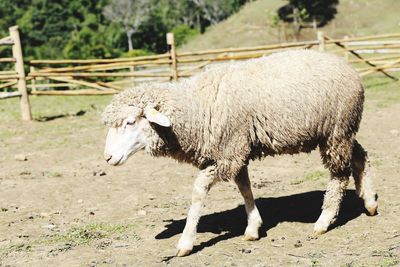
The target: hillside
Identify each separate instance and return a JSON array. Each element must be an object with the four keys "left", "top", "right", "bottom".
[{"left": 181, "top": 0, "right": 400, "bottom": 52}]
